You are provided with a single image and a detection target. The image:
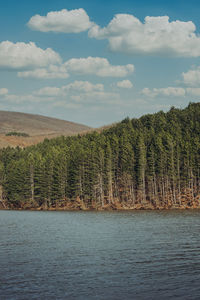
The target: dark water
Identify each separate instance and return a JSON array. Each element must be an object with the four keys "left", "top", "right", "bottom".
[{"left": 0, "top": 210, "right": 200, "bottom": 300}]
